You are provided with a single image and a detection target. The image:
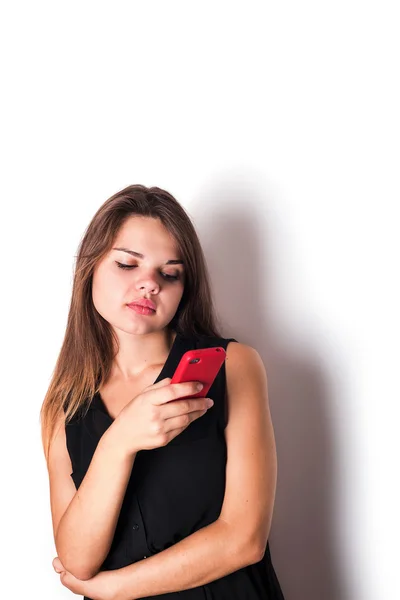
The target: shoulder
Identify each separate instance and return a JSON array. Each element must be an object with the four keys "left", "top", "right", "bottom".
[
  {"left": 224, "top": 339, "right": 269, "bottom": 425},
  {"left": 225, "top": 339, "right": 266, "bottom": 379},
  {"left": 193, "top": 334, "right": 265, "bottom": 381}
]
